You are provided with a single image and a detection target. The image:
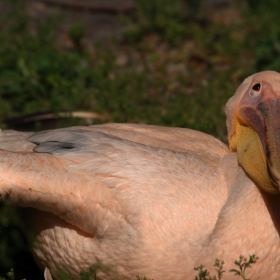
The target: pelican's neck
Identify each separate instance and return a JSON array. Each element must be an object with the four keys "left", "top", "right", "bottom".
[
  {"left": 198, "top": 153, "right": 280, "bottom": 278},
  {"left": 260, "top": 189, "right": 280, "bottom": 235}
]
